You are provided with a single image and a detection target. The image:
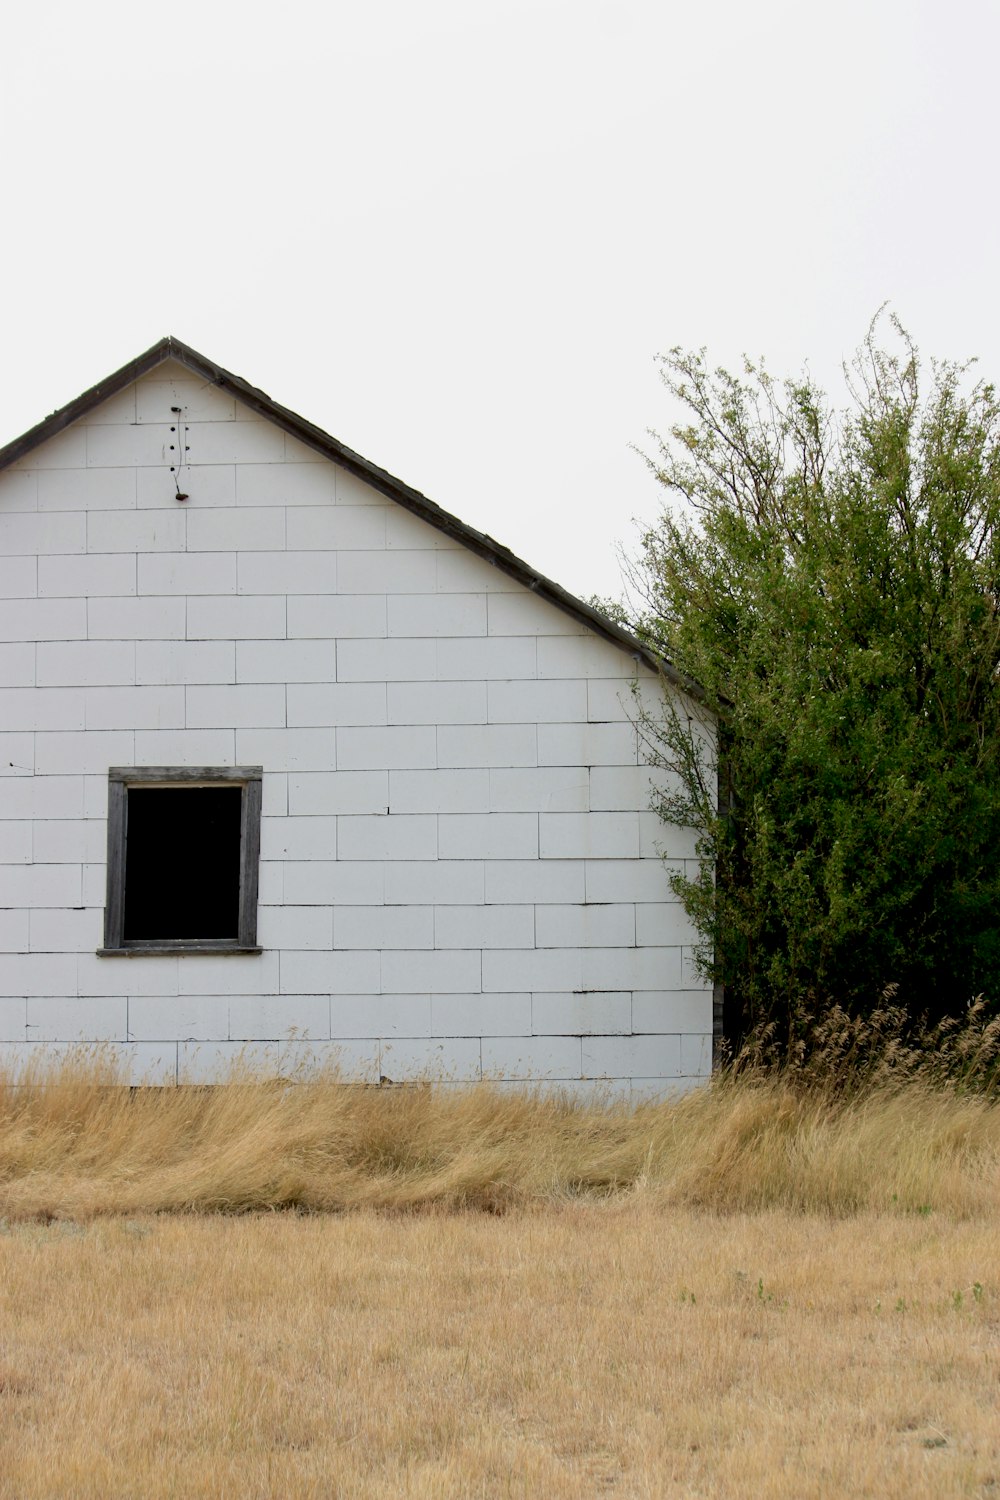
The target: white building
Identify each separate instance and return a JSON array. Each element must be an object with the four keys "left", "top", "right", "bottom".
[{"left": 0, "top": 338, "right": 715, "bottom": 1094}]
